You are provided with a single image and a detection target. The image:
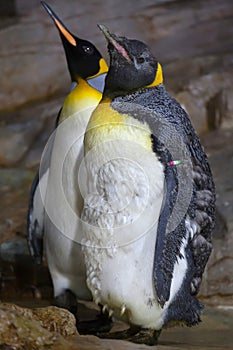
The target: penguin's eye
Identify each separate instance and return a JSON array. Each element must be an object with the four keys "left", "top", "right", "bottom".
[
  {"left": 82, "top": 45, "right": 94, "bottom": 55},
  {"left": 137, "top": 56, "right": 145, "bottom": 64}
]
